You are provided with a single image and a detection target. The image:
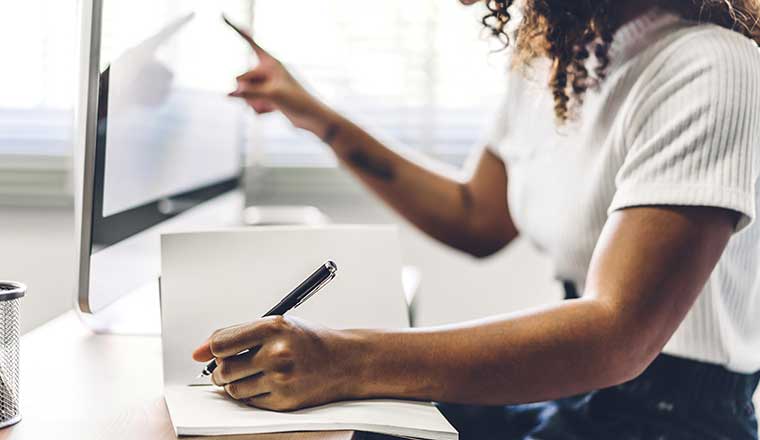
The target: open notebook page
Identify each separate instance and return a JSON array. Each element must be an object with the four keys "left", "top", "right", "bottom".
[
  {"left": 165, "top": 386, "right": 457, "bottom": 439},
  {"left": 160, "top": 226, "right": 457, "bottom": 439}
]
